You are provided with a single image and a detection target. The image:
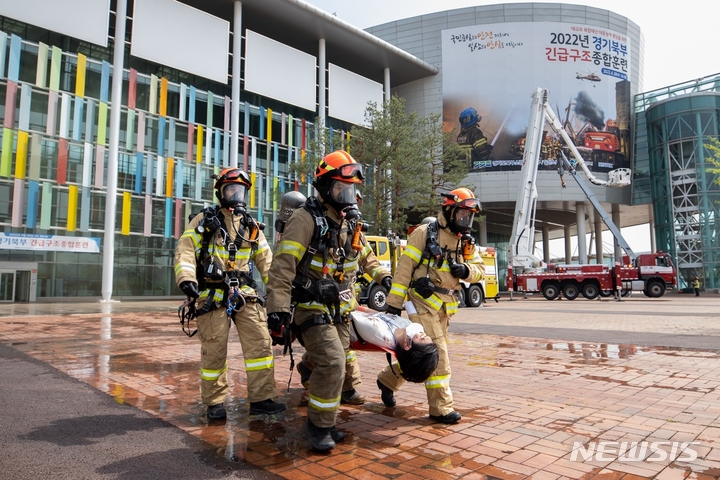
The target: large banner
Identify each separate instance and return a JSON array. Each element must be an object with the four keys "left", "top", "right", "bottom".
[
  {"left": 0, "top": 233, "right": 101, "bottom": 253},
  {"left": 442, "top": 22, "right": 632, "bottom": 173}
]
